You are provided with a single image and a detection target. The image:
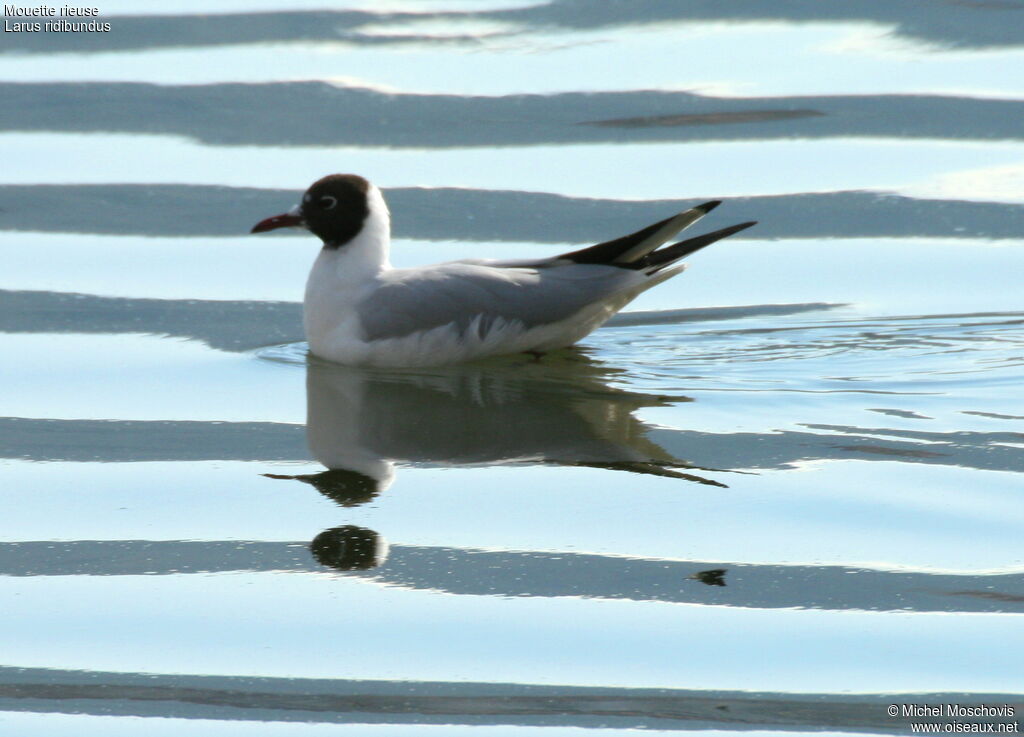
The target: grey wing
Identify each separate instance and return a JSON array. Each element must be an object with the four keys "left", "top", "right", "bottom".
[{"left": 358, "top": 262, "right": 636, "bottom": 341}]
